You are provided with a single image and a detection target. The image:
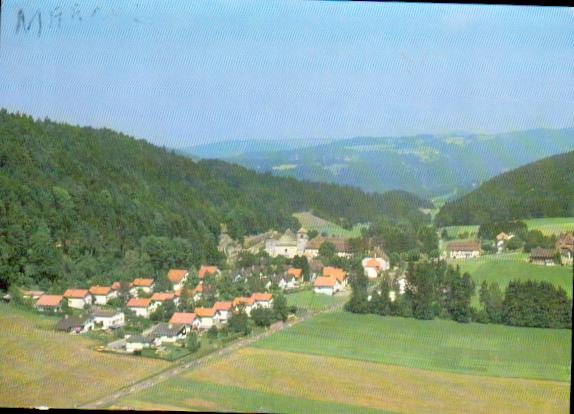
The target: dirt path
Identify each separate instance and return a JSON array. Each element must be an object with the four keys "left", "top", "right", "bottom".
[{"left": 78, "top": 292, "right": 350, "bottom": 409}]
